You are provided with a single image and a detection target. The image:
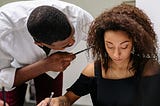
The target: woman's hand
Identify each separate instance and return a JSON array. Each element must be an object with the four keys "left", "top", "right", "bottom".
[{"left": 37, "top": 96, "right": 70, "bottom": 106}]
